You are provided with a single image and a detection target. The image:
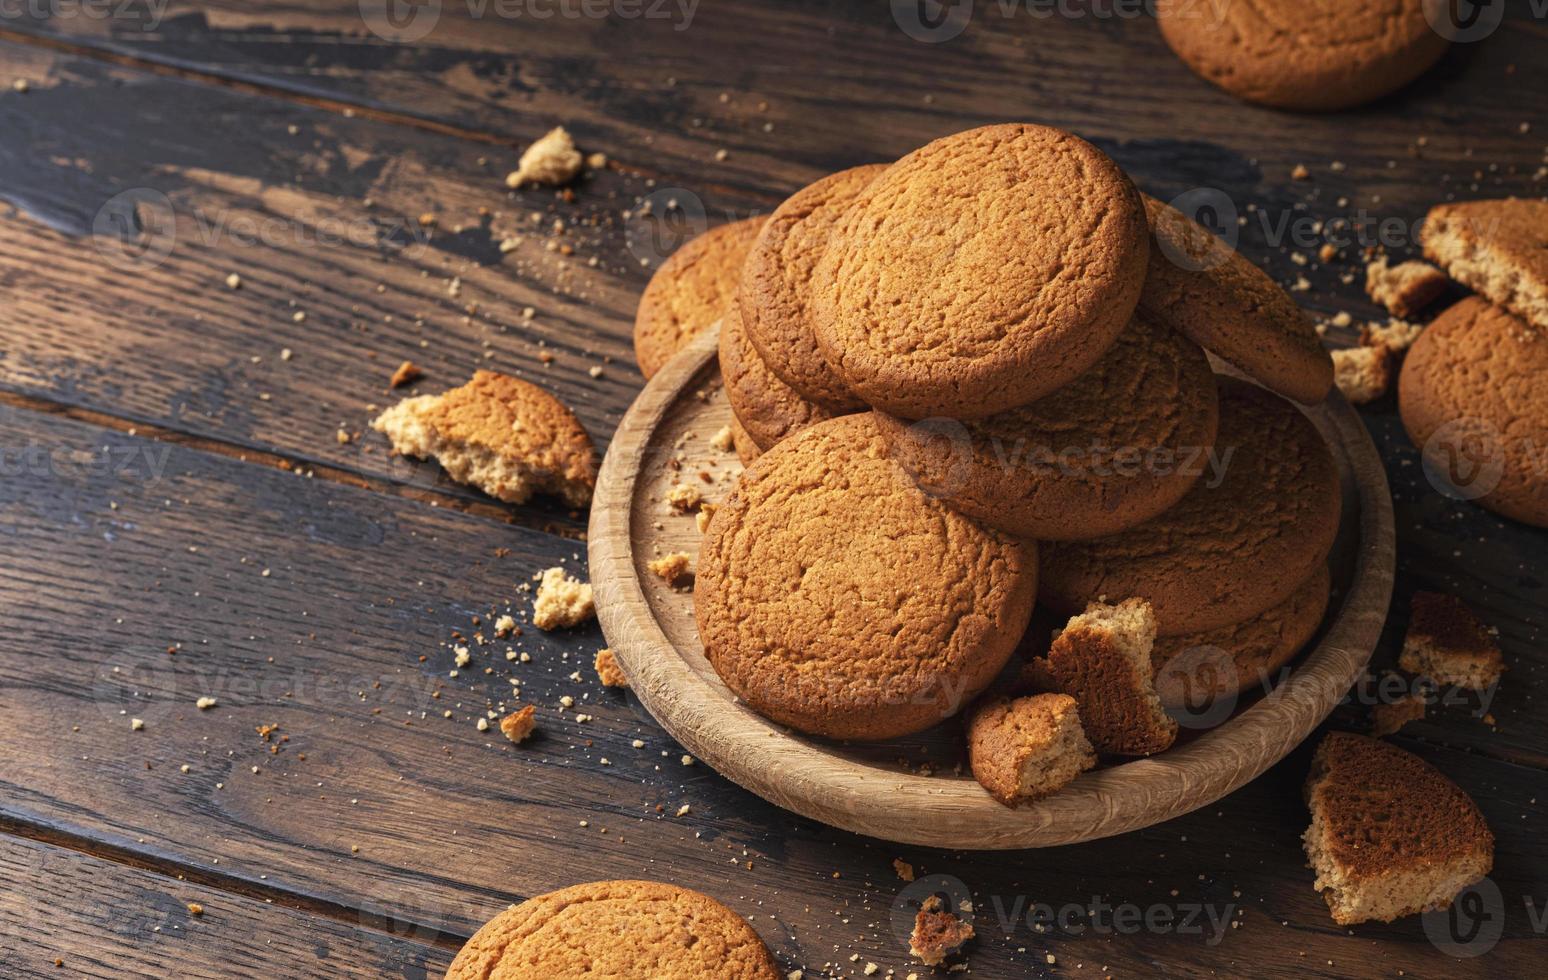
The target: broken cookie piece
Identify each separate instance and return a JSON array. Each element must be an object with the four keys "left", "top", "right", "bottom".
[
  {"left": 594, "top": 648, "right": 629, "bottom": 688},
  {"left": 499, "top": 705, "right": 537, "bottom": 744},
  {"left": 1303, "top": 732, "right": 1493, "bottom": 925},
  {"left": 909, "top": 895, "right": 975, "bottom": 967},
  {"left": 533, "top": 567, "right": 595, "bottom": 631},
  {"left": 1364, "top": 257, "right": 1448, "bottom": 318},
  {"left": 1399, "top": 592, "right": 1504, "bottom": 690},
  {"left": 1369, "top": 692, "right": 1427, "bottom": 737},
  {"left": 506, "top": 126, "right": 583, "bottom": 189},
  {"left": 1359, "top": 317, "right": 1424, "bottom": 353},
  {"left": 967, "top": 693, "right": 1096, "bottom": 807},
  {"left": 1045, "top": 599, "right": 1177, "bottom": 756},
  {"left": 372, "top": 370, "right": 597, "bottom": 507},
  {"left": 1332, "top": 345, "right": 1393, "bottom": 405},
  {"left": 1422, "top": 197, "right": 1548, "bottom": 331}
]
